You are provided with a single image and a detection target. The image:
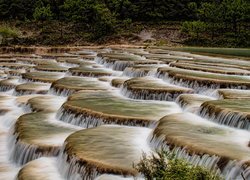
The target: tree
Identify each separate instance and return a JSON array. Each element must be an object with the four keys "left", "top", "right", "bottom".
[
  {"left": 221, "top": 0, "right": 247, "bottom": 35},
  {"left": 182, "top": 21, "right": 207, "bottom": 39},
  {"left": 198, "top": 1, "right": 222, "bottom": 39},
  {"left": 0, "top": 0, "right": 36, "bottom": 20},
  {"left": 92, "top": 3, "right": 116, "bottom": 39},
  {"left": 61, "top": 0, "right": 95, "bottom": 23},
  {"left": 33, "top": 4, "right": 53, "bottom": 22}
]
